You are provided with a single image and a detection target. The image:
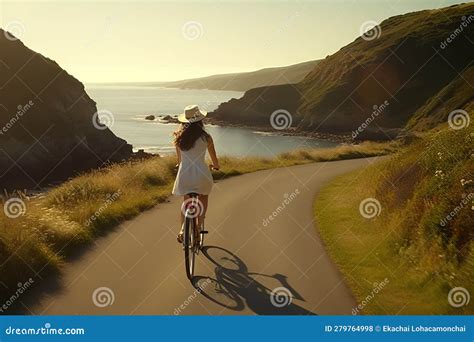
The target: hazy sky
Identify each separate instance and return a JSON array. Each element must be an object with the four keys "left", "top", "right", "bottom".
[{"left": 0, "top": 0, "right": 466, "bottom": 82}]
